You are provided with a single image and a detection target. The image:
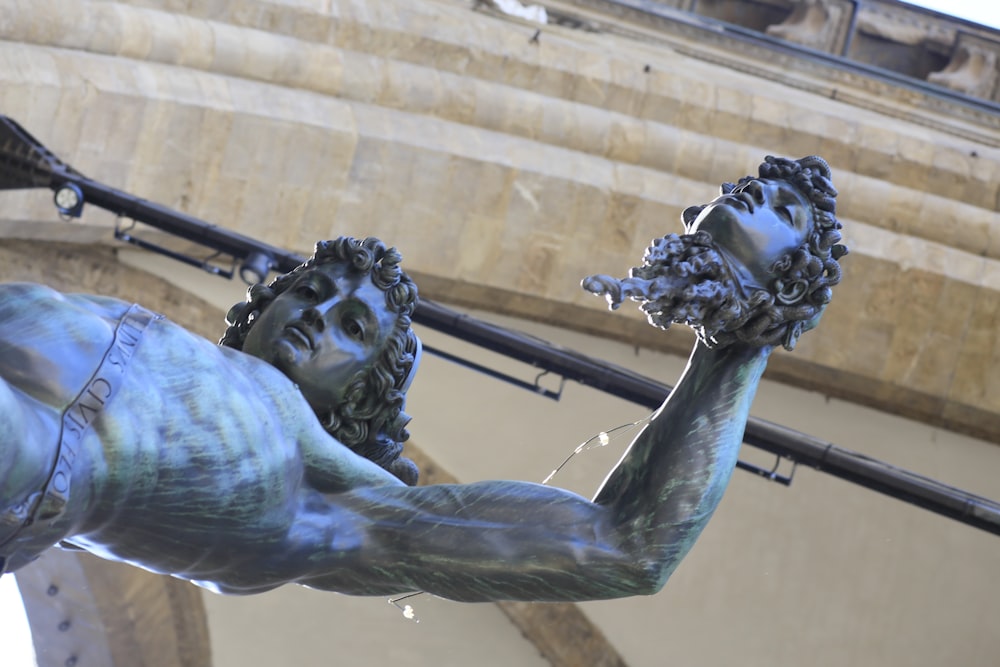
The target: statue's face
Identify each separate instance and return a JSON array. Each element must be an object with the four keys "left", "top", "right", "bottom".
[
  {"left": 242, "top": 264, "right": 396, "bottom": 411},
  {"left": 688, "top": 178, "right": 813, "bottom": 292}
]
